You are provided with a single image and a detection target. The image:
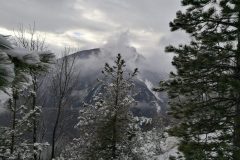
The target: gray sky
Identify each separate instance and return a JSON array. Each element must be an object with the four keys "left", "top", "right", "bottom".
[
  {"left": 0, "top": 0, "right": 188, "bottom": 108},
  {"left": 0, "top": 0, "right": 186, "bottom": 57}
]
